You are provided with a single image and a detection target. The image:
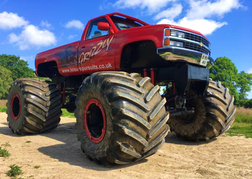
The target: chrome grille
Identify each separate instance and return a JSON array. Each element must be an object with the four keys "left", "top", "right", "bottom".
[
  {"left": 184, "top": 42, "right": 210, "bottom": 54},
  {"left": 185, "top": 33, "right": 209, "bottom": 47}
]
